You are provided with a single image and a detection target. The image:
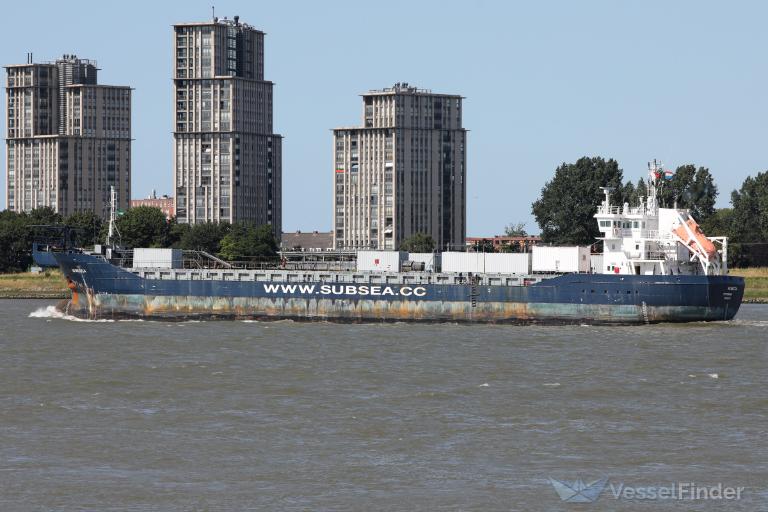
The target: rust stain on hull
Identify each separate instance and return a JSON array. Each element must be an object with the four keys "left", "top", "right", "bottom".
[{"left": 57, "top": 293, "right": 733, "bottom": 325}]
